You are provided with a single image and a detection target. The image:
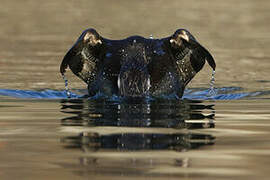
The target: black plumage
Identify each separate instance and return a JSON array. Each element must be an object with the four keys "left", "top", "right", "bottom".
[{"left": 60, "top": 28, "right": 216, "bottom": 98}]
